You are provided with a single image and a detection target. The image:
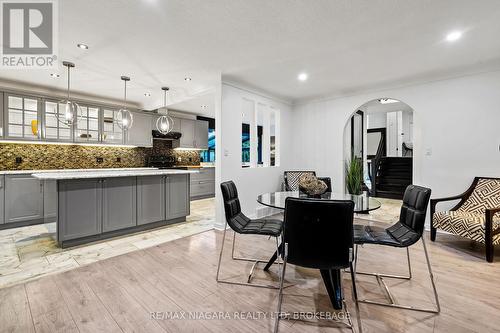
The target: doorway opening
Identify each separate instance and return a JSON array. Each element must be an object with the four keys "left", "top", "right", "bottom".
[{"left": 344, "top": 98, "right": 414, "bottom": 201}]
